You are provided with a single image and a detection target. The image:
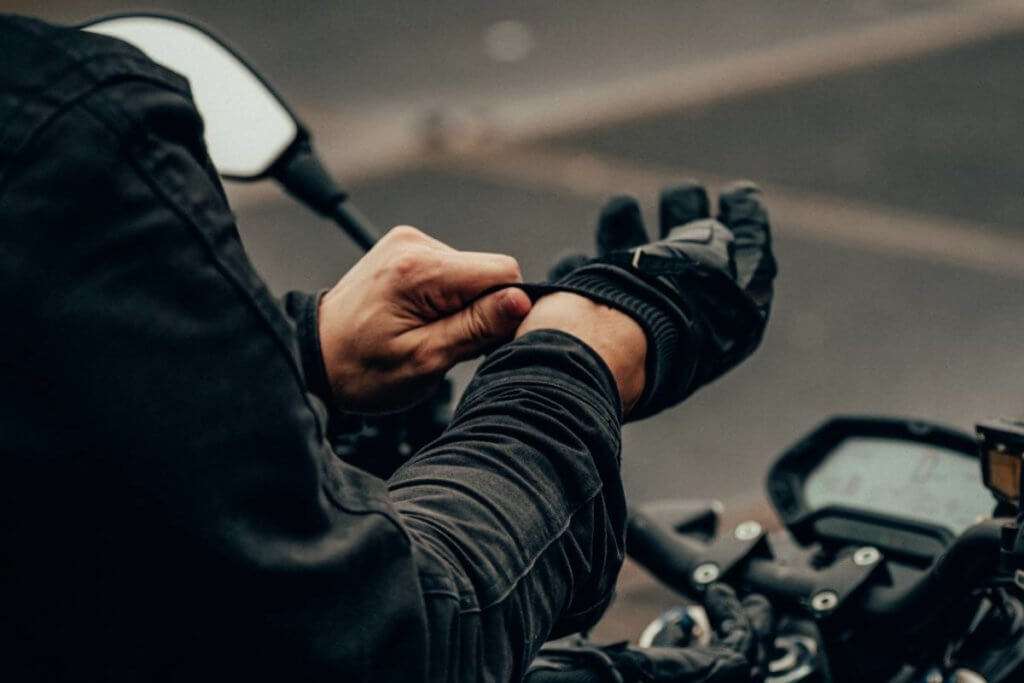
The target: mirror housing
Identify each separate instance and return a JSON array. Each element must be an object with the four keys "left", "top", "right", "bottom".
[
  {"left": 82, "top": 13, "right": 377, "bottom": 249},
  {"left": 85, "top": 13, "right": 299, "bottom": 180}
]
